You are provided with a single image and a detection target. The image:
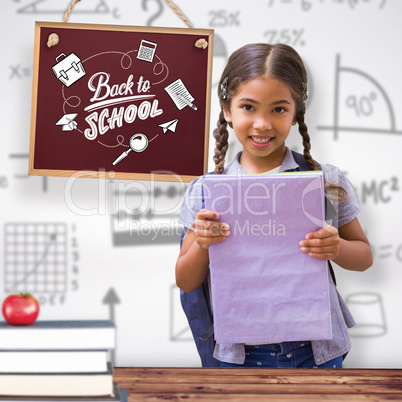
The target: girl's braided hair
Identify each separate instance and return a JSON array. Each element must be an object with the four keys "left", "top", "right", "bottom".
[{"left": 213, "top": 43, "right": 347, "bottom": 201}]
